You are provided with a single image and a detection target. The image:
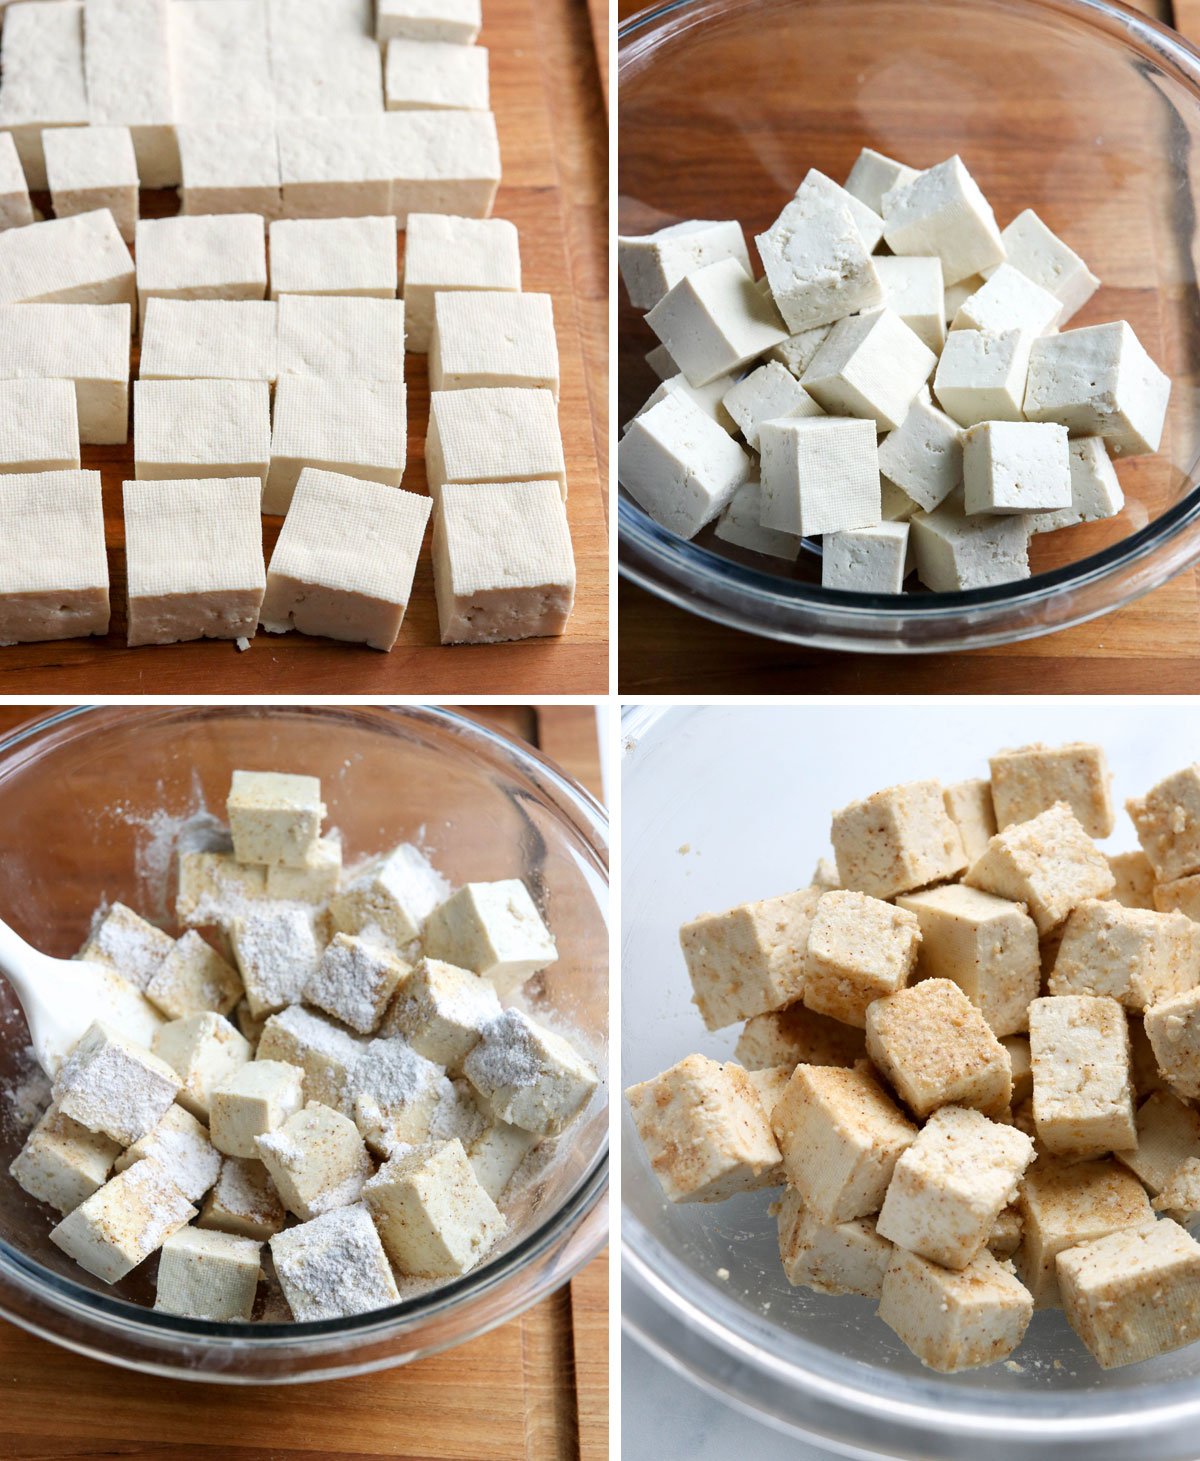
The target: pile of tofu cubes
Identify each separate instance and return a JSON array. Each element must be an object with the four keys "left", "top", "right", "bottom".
[
  {"left": 0, "top": 0, "right": 575, "bottom": 652},
  {"left": 628, "top": 742, "right": 1200, "bottom": 1372},
  {"left": 618, "top": 149, "right": 1170, "bottom": 595},
  {"left": 10, "top": 769, "right": 598, "bottom": 1322}
]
